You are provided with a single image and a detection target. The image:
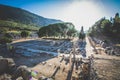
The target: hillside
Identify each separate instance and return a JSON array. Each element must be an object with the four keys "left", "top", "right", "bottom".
[{"left": 0, "top": 4, "right": 62, "bottom": 30}]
